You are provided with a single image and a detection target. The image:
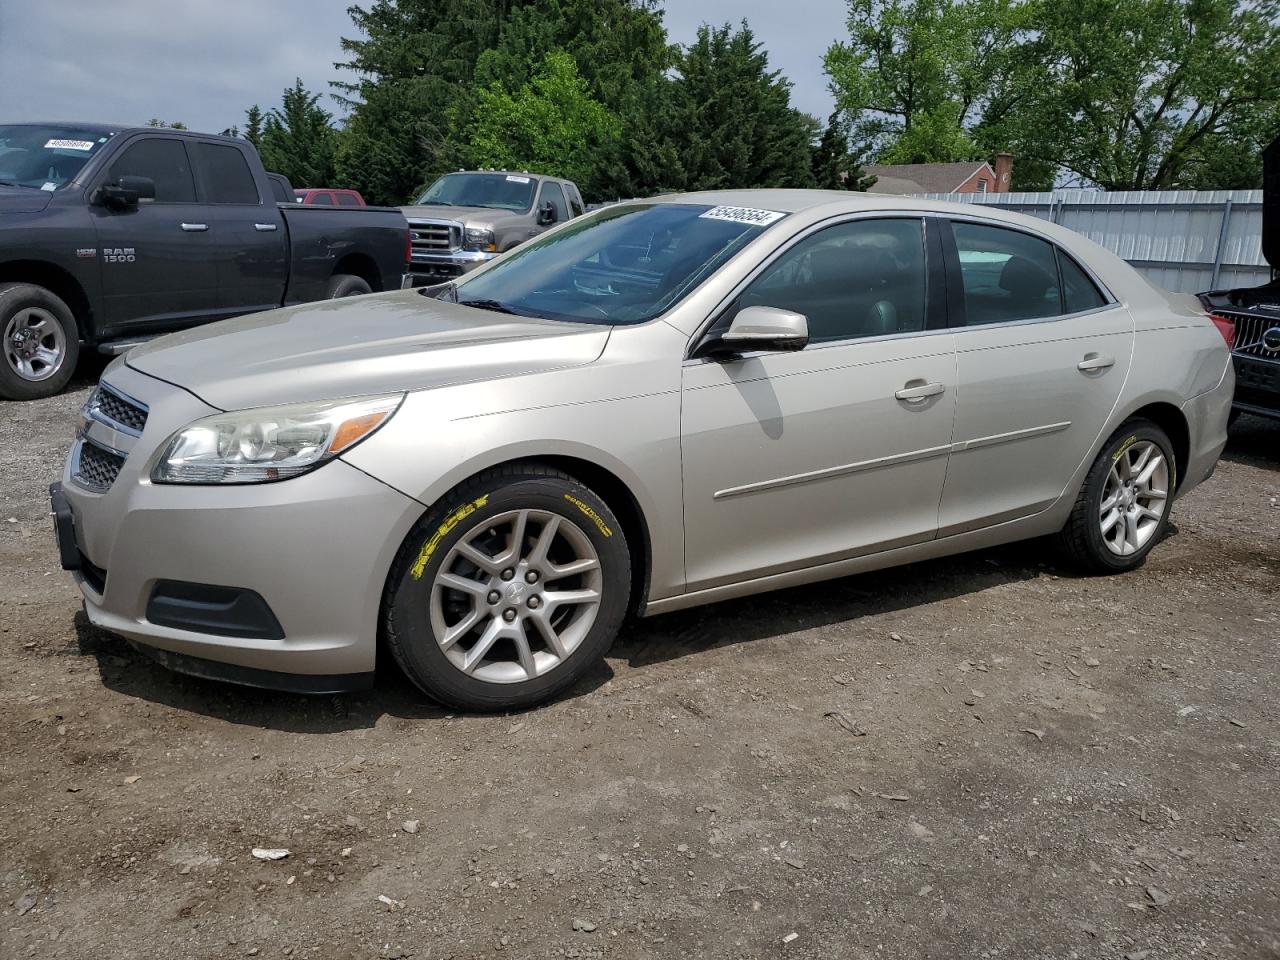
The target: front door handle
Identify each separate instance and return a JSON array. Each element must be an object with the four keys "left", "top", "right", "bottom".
[
  {"left": 254, "top": 222, "right": 278, "bottom": 232},
  {"left": 895, "top": 381, "right": 946, "bottom": 402},
  {"left": 180, "top": 222, "right": 208, "bottom": 232},
  {"left": 1077, "top": 354, "right": 1115, "bottom": 372}
]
